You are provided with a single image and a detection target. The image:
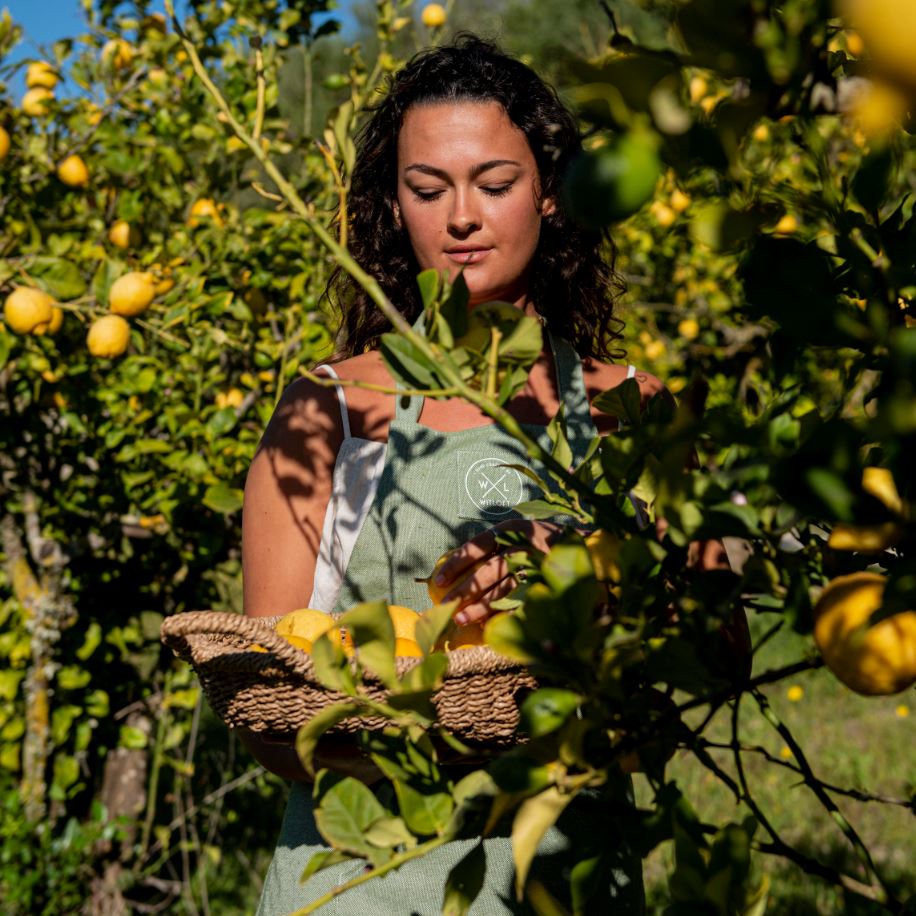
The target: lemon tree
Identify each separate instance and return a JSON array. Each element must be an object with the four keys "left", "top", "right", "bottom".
[{"left": 1, "top": 0, "right": 915, "bottom": 913}]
